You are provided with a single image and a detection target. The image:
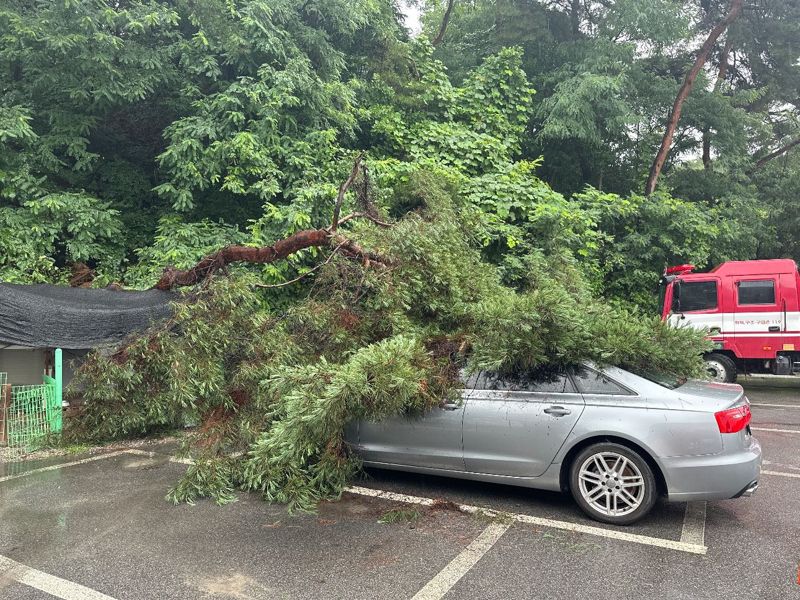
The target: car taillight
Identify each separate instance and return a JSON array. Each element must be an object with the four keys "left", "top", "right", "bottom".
[{"left": 715, "top": 404, "right": 751, "bottom": 434}]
